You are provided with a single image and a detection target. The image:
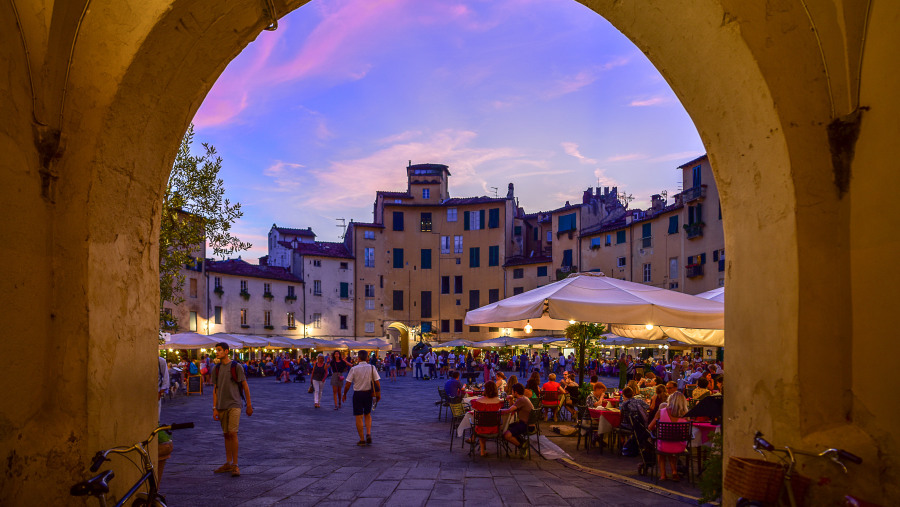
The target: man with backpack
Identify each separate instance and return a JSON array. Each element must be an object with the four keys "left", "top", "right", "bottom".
[{"left": 212, "top": 342, "right": 253, "bottom": 477}]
